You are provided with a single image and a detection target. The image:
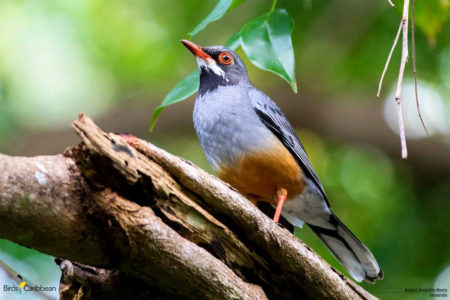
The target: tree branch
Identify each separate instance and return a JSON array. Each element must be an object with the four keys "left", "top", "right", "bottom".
[
  {"left": 377, "top": 21, "right": 402, "bottom": 98},
  {"left": 410, "top": 0, "right": 429, "bottom": 136},
  {"left": 379, "top": 0, "right": 430, "bottom": 159},
  {"left": 394, "top": 0, "right": 410, "bottom": 159},
  {"left": 0, "top": 114, "right": 377, "bottom": 300},
  {"left": 56, "top": 259, "right": 163, "bottom": 300}
]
